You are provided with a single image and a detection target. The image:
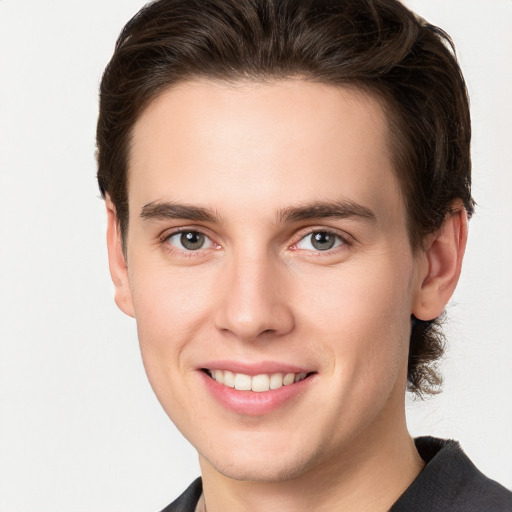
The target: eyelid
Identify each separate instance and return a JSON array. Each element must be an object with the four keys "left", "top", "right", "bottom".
[
  {"left": 156, "top": 224, "right": 351, "bottom": 255},
  {"left": 289, "top": 227, "right": 352, "bottom": 252},
  {"left": 168, "top": 231, "right": 213, "bottom": 249},
  {"left": 159, "top": 224, "right": 212, "bottom": 242},
  {"left": 159, "top": 226, "right": 221, "bottom": 253}
]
